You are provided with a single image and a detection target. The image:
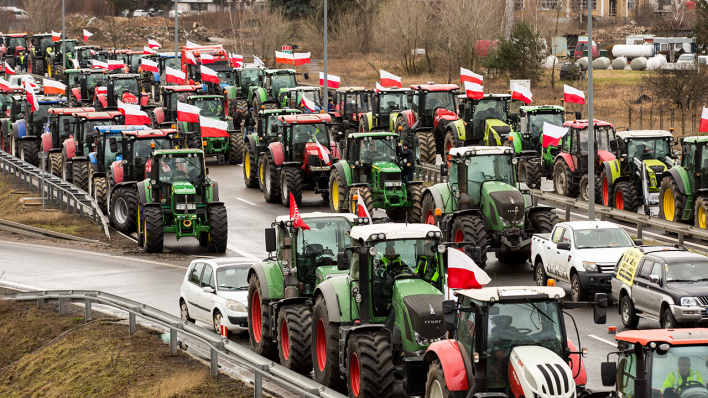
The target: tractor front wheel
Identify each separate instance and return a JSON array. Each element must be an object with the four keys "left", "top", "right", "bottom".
[
  {"left": 528, "top": 210, "right": 559, "bottom": 233},
  {"left": 615, "top": 181, "right": 640, "bottom": 213},
  {"left": 553, "top": 160, "right": 577, "bottom": 198},
  {"left": 346, "top": 331, "right": 395, "bottom": 398},
  {"left": 451, "top": 214, "right": 489, "bottom": 268},
  {"left": 243, "top": 144, "right": 258, "bottom": 188},
  {"left": 660, "top": 175, "right": 685, "bottom": 222},
  {"left": 142, "top": 206, "right": 164, "bottom": 253},
  {"left": 425, "top": 360, "right": 452, "bottom": 398},
  {"left": 110, "top": 187, "right": 137, "bottom": 234},
  {"left": 443, "top": 130, "right": 457, "bottom": 165},
  {"left": 49, "top": 152, "right": 62, "bottom": 177},
  {"left": 228, "top": 131, "right": 244, "bottom": 164},
  {"left": 420, "top": 192, "right": 437, "bottom": 225},
  {"left": 329, "top": 170, "right": 348, "bottom": 213},
  {"left": 72, "top": 160, "right": 89, "bottom": 192},
  {"left": 417, "top": 130, "right": 436, "bottom": 164},
  {"left": 19, "top": 139, "right": 39, "bottom": 167},
  {"left": 312, "top": 298, "right": 345, "bottom": 391},
  {"left": 93, "top": 176, "right": 108, "bottom": 214},
  {"left": 350, "top": 186, "right": 373, "bottom": 217},
  {"left": 407, "top": 184, "right": 423, "bottom": 223},
  {"left": 277, "top": 304, "right": 313, "bottom": 374},
  {"left": 695, "top": 196, "right": 708, "bottom": 229},
  {"left": 247, "top": 273, "right": 278, "bottom": 360},
  {"left": 262, "top": 154, "right": 281, "bottom": 203},
  {"left": 207, "top": 204, "right": 228, "bottom": 252},
  {"left": 35, "top": 59, "right": 45, "bottom": 75},
  {"left": 280, "top": 167, "right": 304, "bottom": 207},
  {"left": 602, "top": 170, "right": 613, "bottom": 207},
  {"left": 521, "top": 158, "right": 543, "bottom": 189}
]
